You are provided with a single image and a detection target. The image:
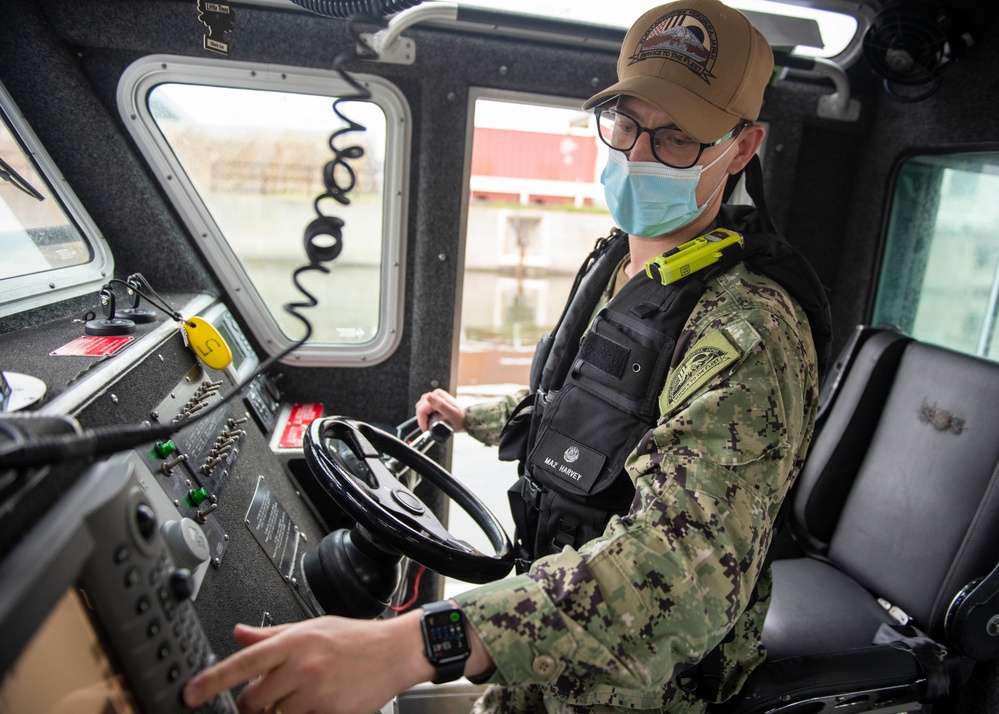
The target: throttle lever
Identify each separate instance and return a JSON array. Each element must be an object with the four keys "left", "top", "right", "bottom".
[{"left": 386, "top": 415, "right": 453, "bottom": 477}]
